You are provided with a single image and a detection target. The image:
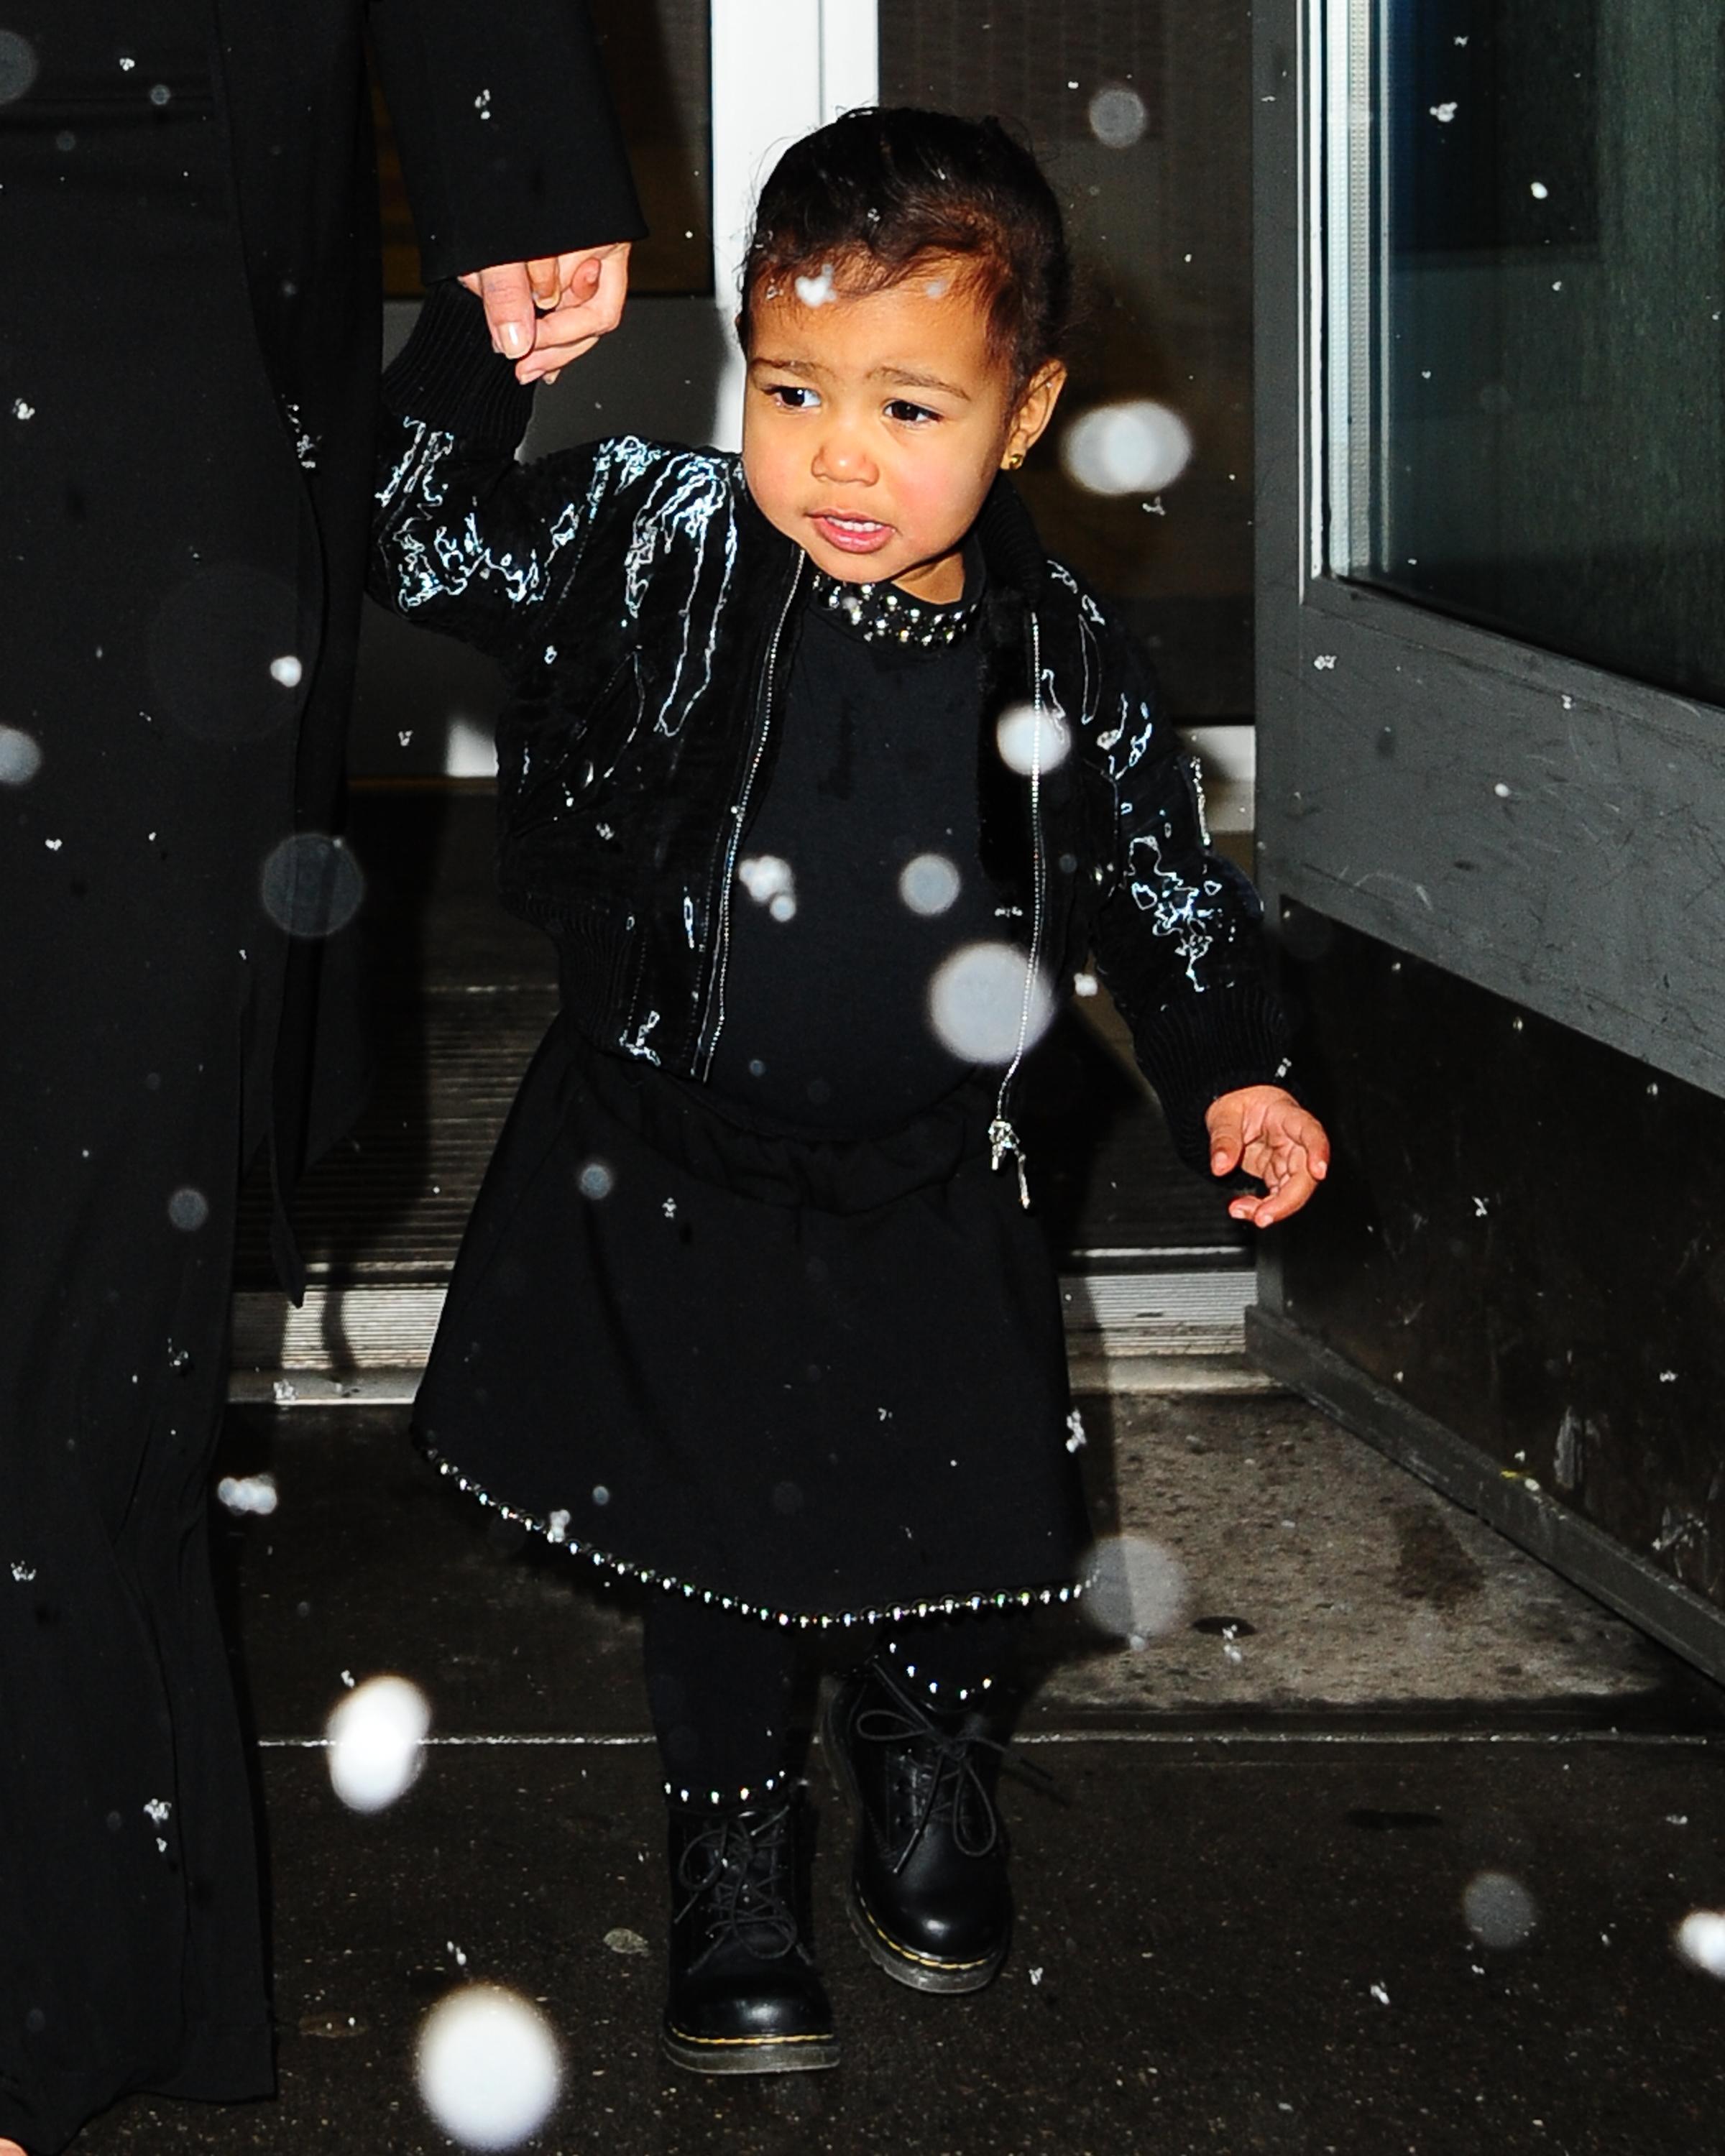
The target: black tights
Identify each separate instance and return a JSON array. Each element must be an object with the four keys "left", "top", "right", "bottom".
[{"left": 643, "top": 1596, "right": 1025, "bottom": 1805}]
